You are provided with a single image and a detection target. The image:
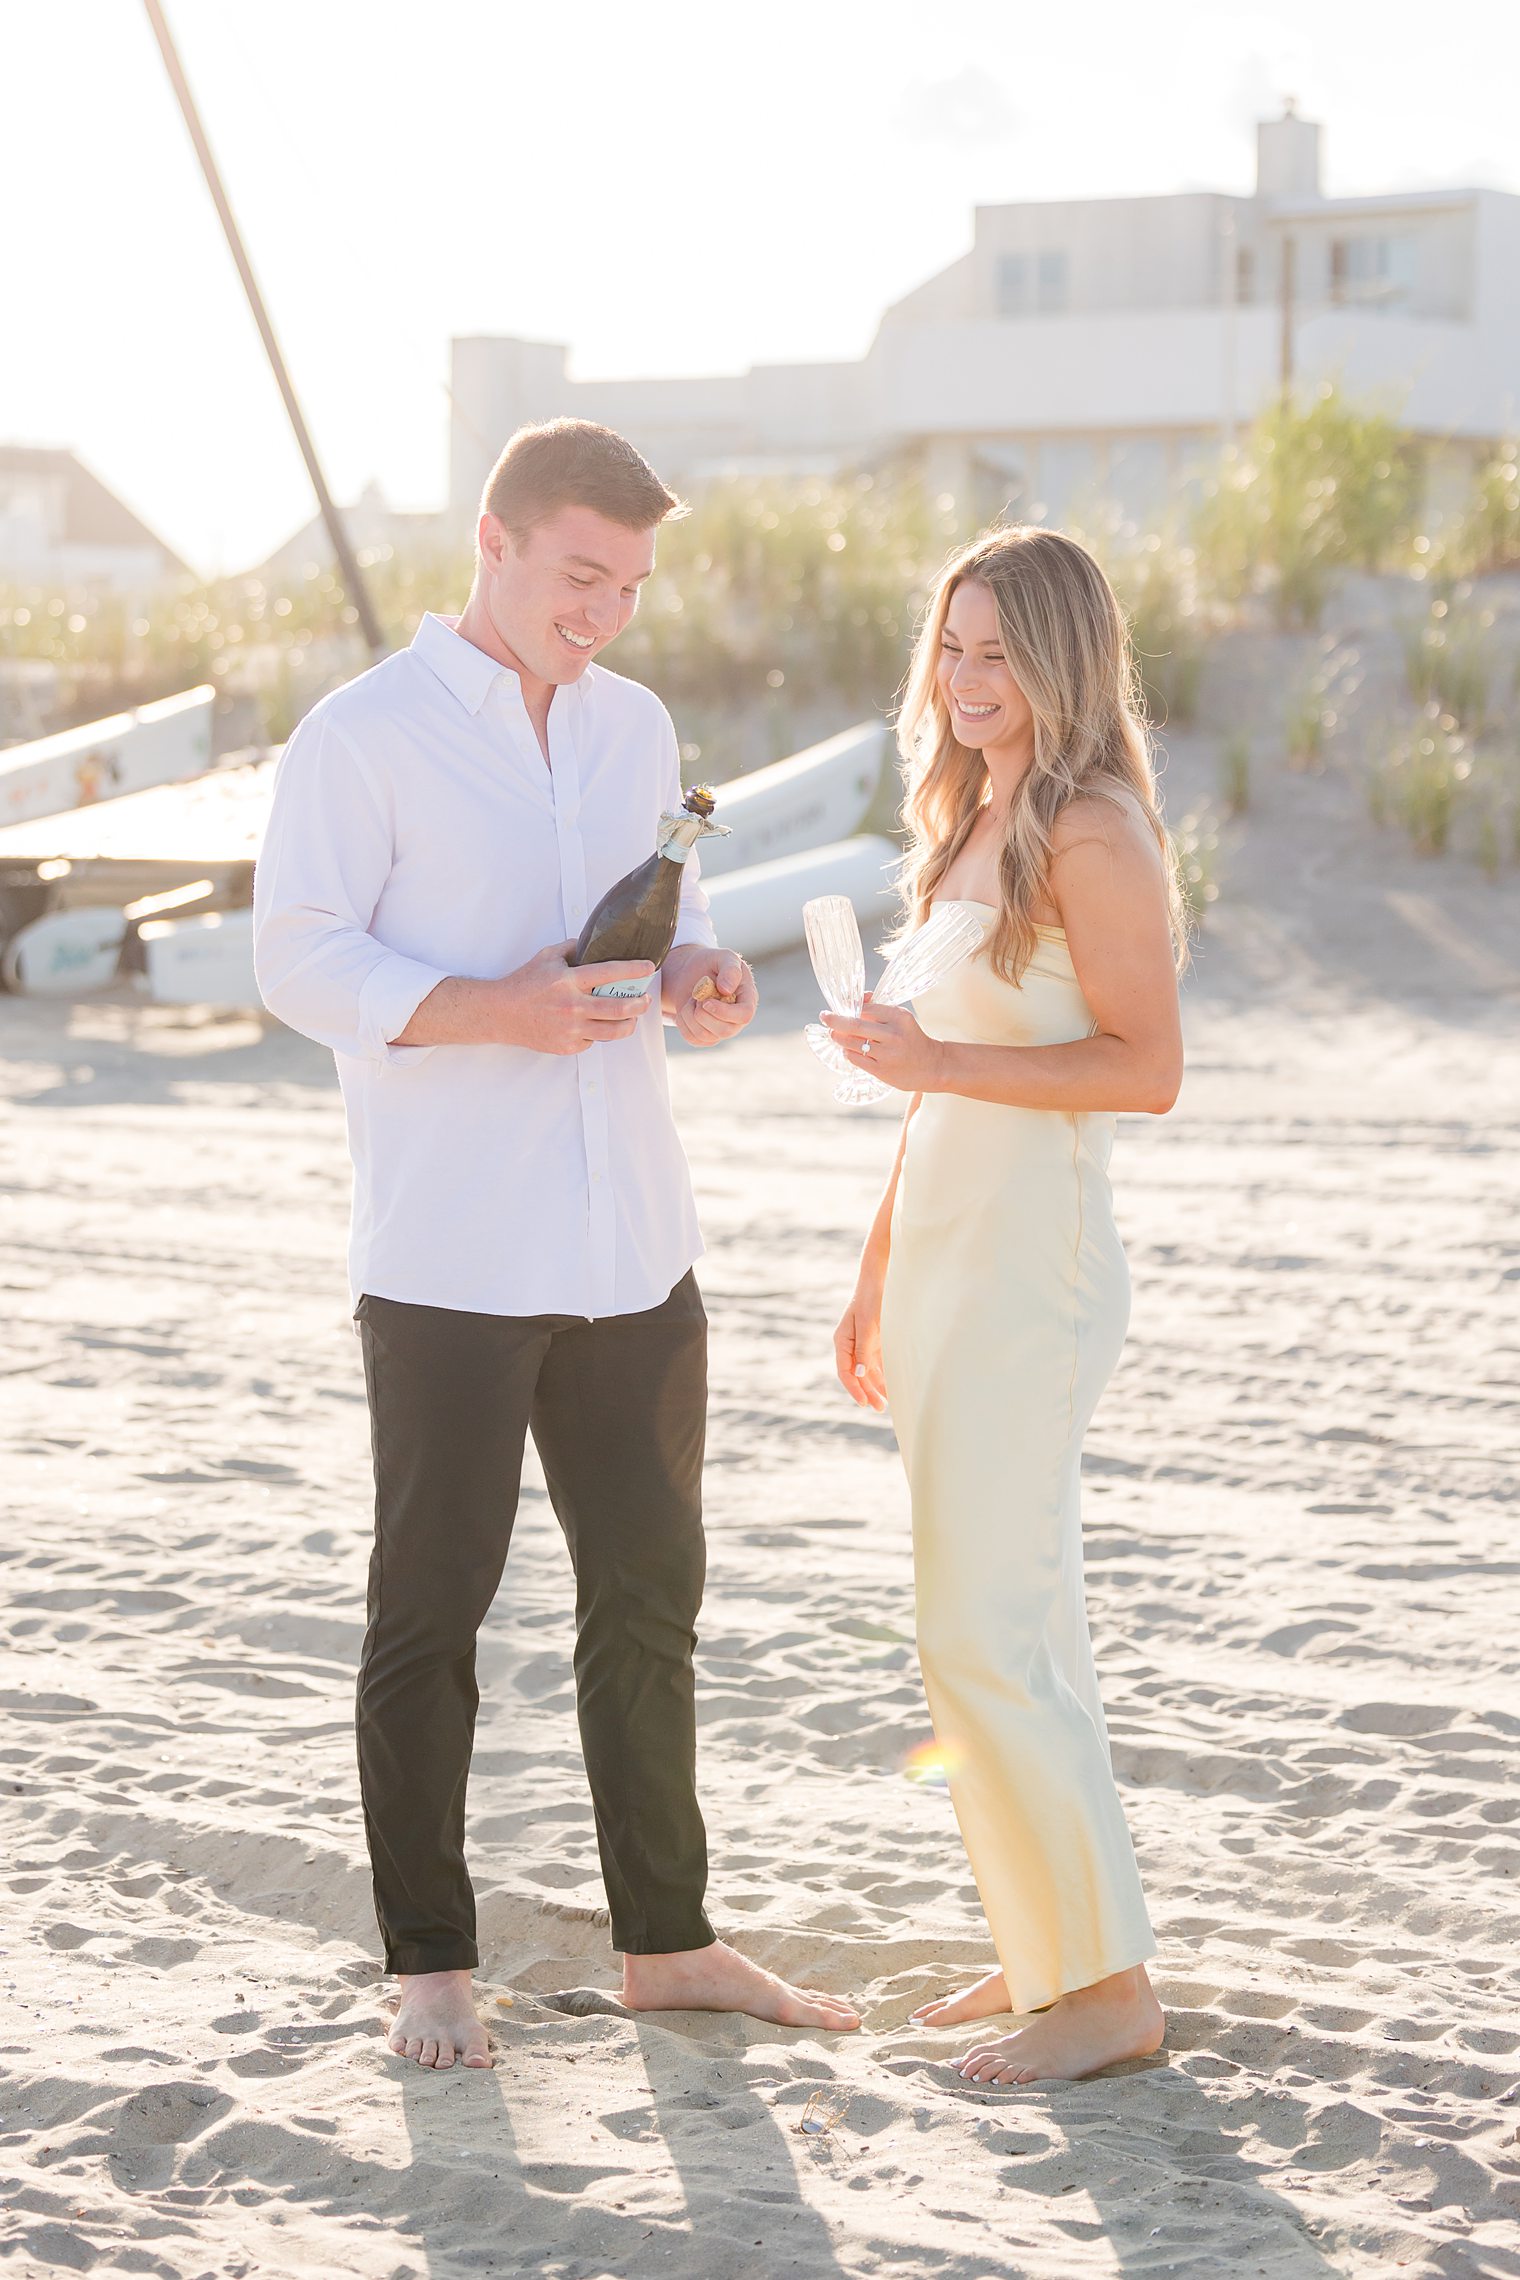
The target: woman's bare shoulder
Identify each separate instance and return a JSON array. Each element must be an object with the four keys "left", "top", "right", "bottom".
[{"left": 1051, "top": 786, "right": 1160, "bottom": 866}]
